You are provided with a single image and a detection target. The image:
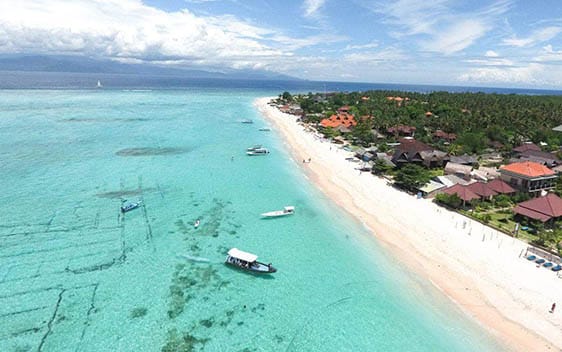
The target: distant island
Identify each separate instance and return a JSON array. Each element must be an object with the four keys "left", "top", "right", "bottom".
[{"left": 0, "top": 54, "right": 299, "bottom": 81}]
